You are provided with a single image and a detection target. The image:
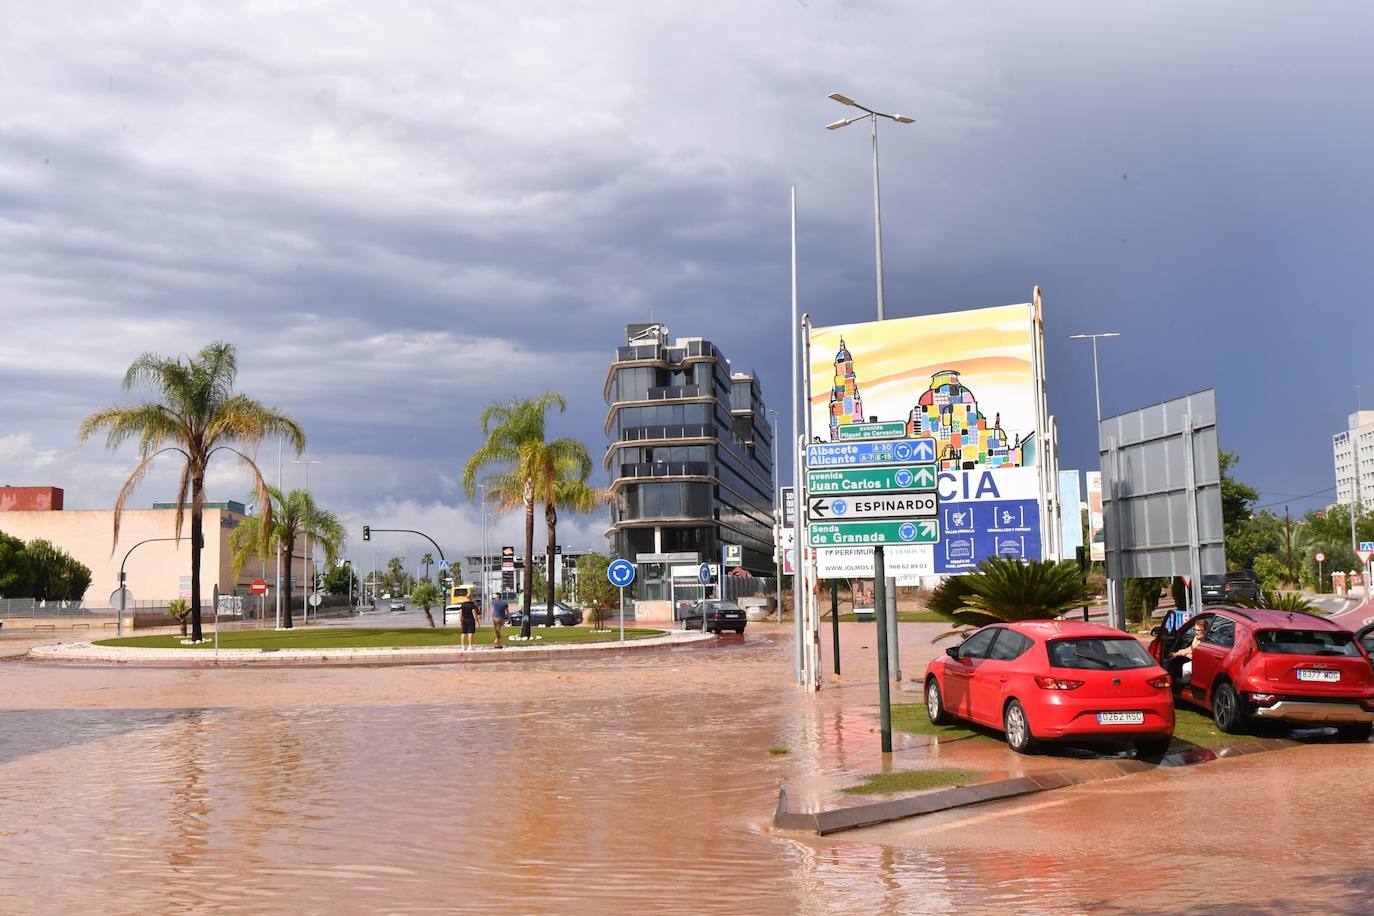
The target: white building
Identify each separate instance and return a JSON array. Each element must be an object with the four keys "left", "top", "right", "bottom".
[{"left": 1333, "top": 410, "right": 1374, "bottom": 507}]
